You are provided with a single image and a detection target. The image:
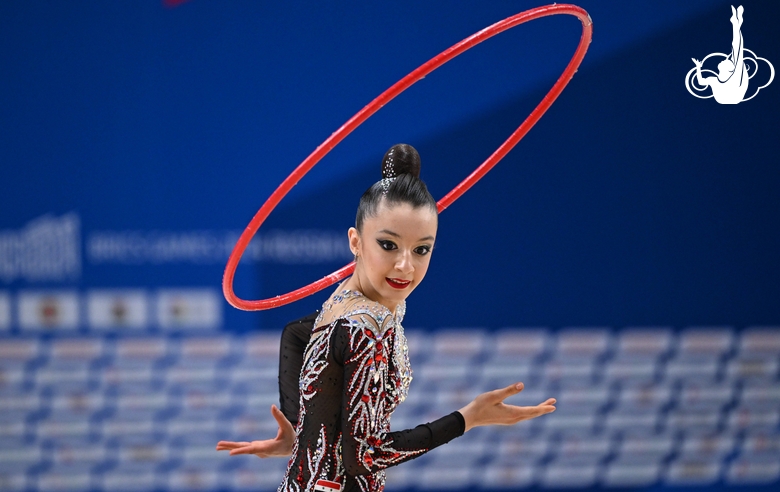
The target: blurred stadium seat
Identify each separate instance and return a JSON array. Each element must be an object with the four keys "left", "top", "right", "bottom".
[{"left": 0, "top": 325, "right": 777, "bottom": 490}]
